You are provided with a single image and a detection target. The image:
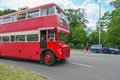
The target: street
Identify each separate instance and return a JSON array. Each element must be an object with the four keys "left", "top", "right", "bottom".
[{"left": 0, "top": 49, "right": 120, "bottom": 80}]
